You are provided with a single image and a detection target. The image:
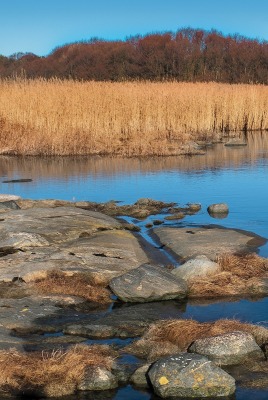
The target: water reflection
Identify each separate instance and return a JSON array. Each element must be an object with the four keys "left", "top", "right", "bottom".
[{"left": 1, "top": 132, "right": 268, "bottom": 180}]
